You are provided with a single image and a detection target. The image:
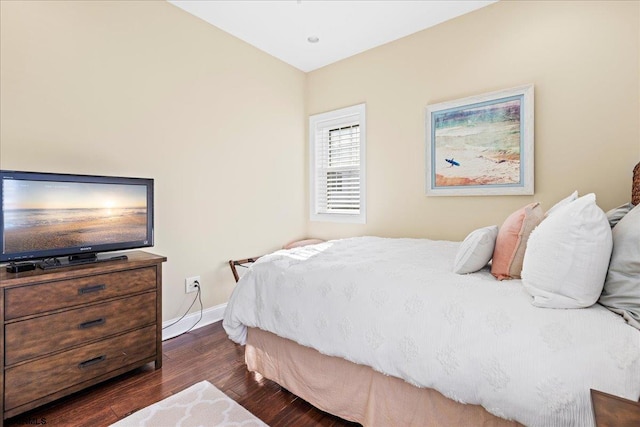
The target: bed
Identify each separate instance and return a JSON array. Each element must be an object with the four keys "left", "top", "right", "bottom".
[{"left": 223, "top": 171, "right": 640, "bottom": 426}]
